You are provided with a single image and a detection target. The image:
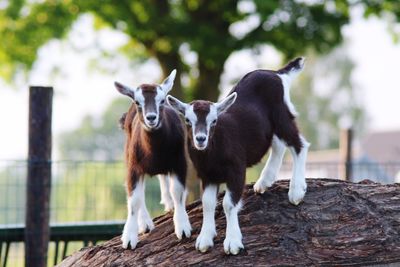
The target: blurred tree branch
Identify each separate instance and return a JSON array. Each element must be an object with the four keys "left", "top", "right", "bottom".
[{"left": 1, "top": 0, "right": 399, "bottom": 100}]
